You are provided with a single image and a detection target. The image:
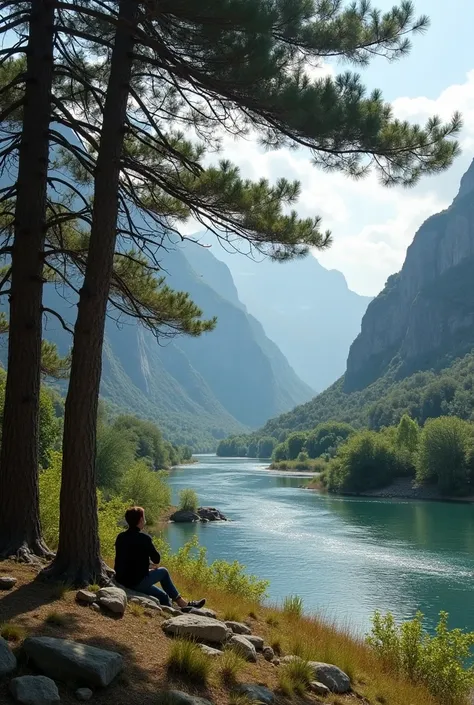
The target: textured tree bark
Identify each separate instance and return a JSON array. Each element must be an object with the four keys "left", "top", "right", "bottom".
[
  {"left": 43, "top": 0, "right": 138, "bottom": 585},
  {"left": 0, "top": 0, "right": 55, "bottom": 561}
]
